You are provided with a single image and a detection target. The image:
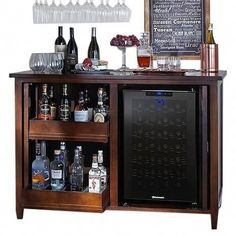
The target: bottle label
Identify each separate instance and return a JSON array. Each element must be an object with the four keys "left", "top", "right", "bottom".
[
  {"left": 94, "top": 113, "right": 105, "bottom": 123},
  {"left": 100, "top": 174, "right": 107, "bottom": 188},
  {"left": 88, "top": 108, "right": 93, "bottom": 121},
  {"left": 89, "top": 176, "right": 101, "bottom": 193},
  {"left": 59, "top": 105, "right": 70, "bottom": 121},
  {"left": 66, "top": 54, "right": 78, "bottom": 66},
  {"left": 55, "top": 45, "right": 66, "bottom": 59},
  {"left": 39, "top": 104, "right": 50, "bottom": 120},
  {"left": 50, "top": 106, "right": 57, "bottom": 120},
  {"left": 32, "top": 170, "right": 45, "bottom": 190},
  {"left": 74, "top": 110, "right": 89, "bottom": 122},
  {"left": 51, "top": 170, "right": 63, "bottom": 179}
]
